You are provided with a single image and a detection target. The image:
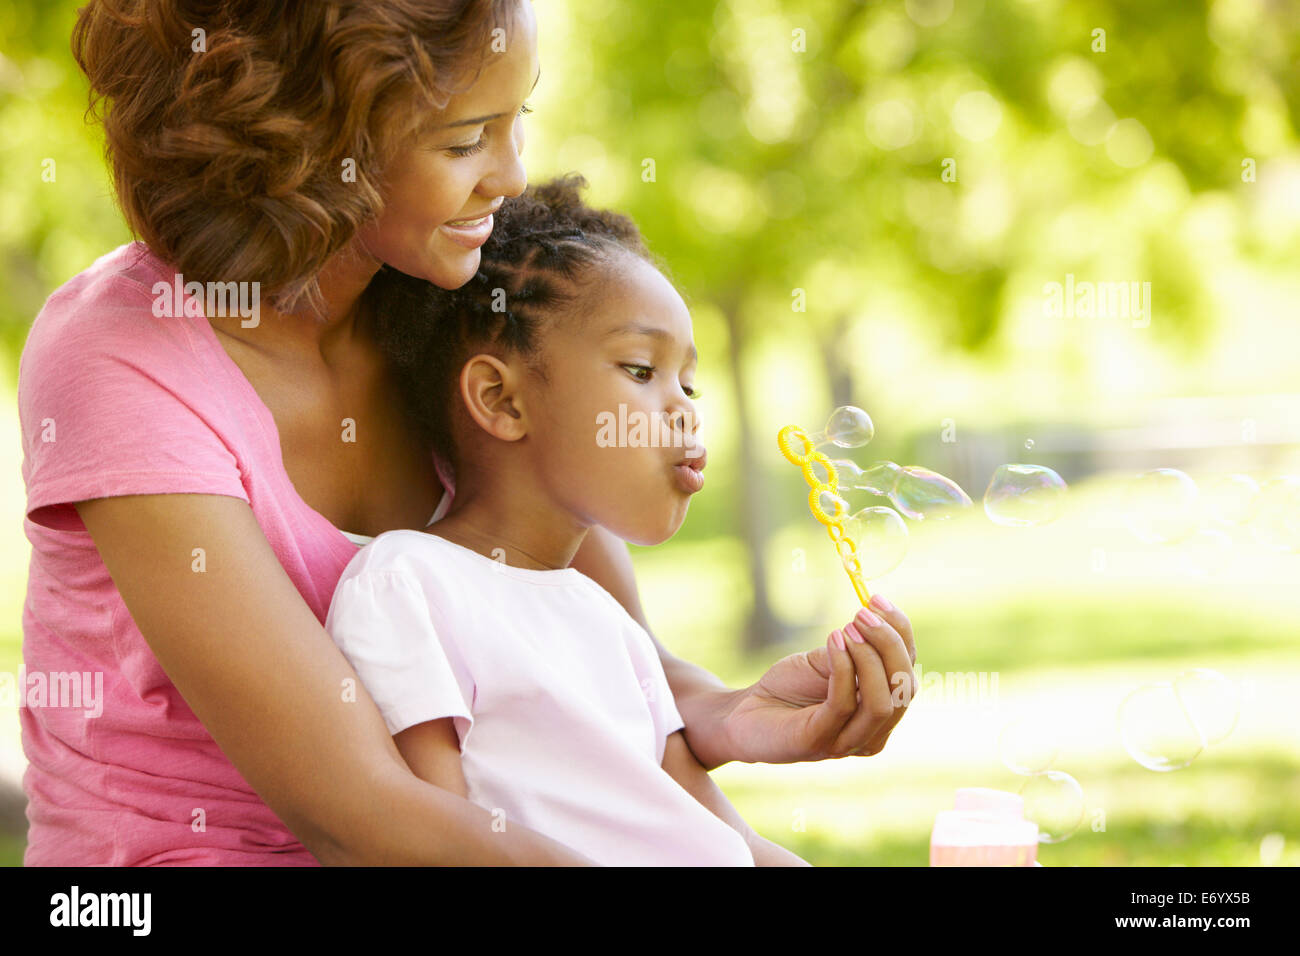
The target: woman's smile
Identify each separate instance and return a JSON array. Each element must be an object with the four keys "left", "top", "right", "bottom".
[{"left": 439, "top": 213, "right": 497, "bottom": 249}]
